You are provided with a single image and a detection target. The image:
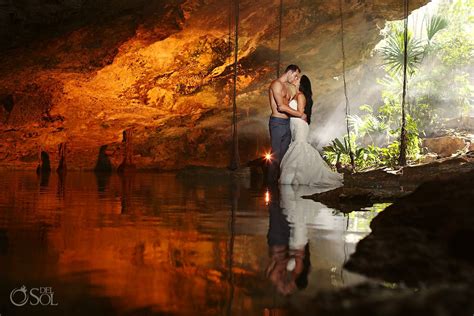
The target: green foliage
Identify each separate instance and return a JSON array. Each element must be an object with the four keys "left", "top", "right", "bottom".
[
  {"left": 324, "top": 0, "right": 472, "bottom": 171},
  {"left": 322, "top": 135, "right": 355, "bottom": 165},
  {"left": 378, "top": 27, "right": 425, "bottom": 75},
  {"left": 419, "top": 1, "right": 474, "bottom": 119},
  {"left": 426, "top": 15, "right": 449, "bottom": 43},
  {"left": 349, "top": 105, "right": 390, "bottom": 146},
  {"left": 433, "top": 0, "right": 474, "bottom": 67},
  {"left": 377, "top": 0, "right": 472, "bottom": 124},
  {"left": 324, "top": 112, "right": 421, "bottom": 170}
]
